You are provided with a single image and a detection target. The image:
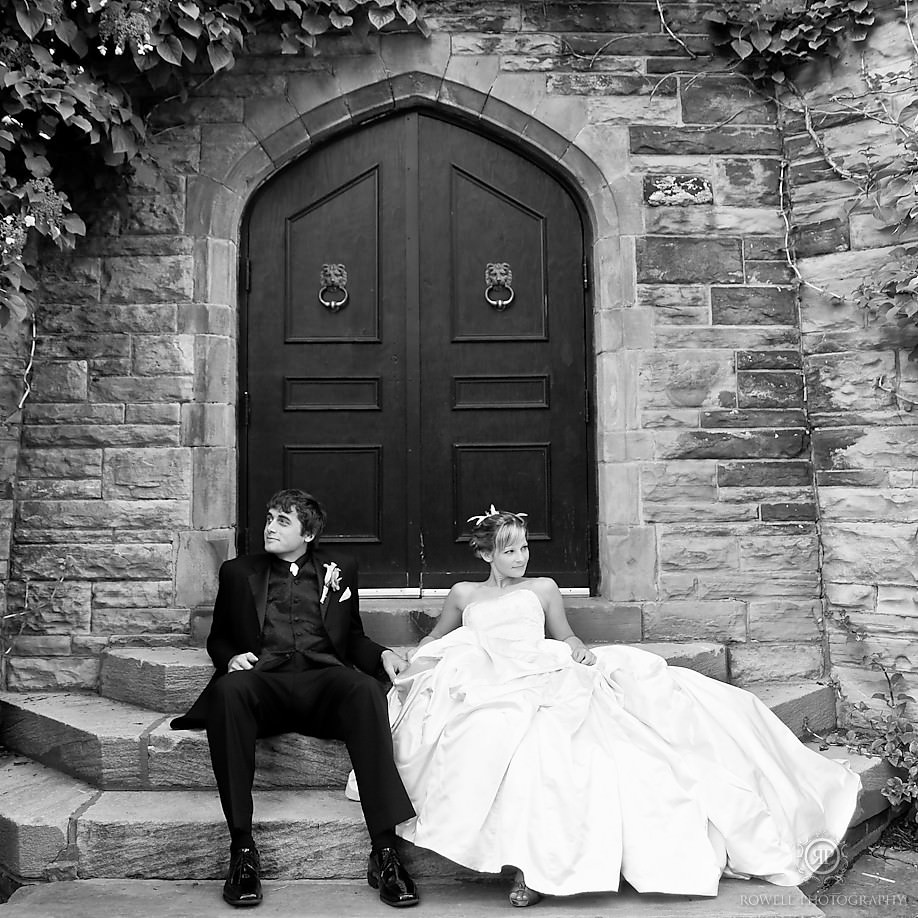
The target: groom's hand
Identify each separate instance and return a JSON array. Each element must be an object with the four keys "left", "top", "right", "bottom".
[
  {"left": 381, "top": 649, "right": 408, "bottom": 681},
  {"left": 228, "top": 651, "right": 258, "bottom": 672}
]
